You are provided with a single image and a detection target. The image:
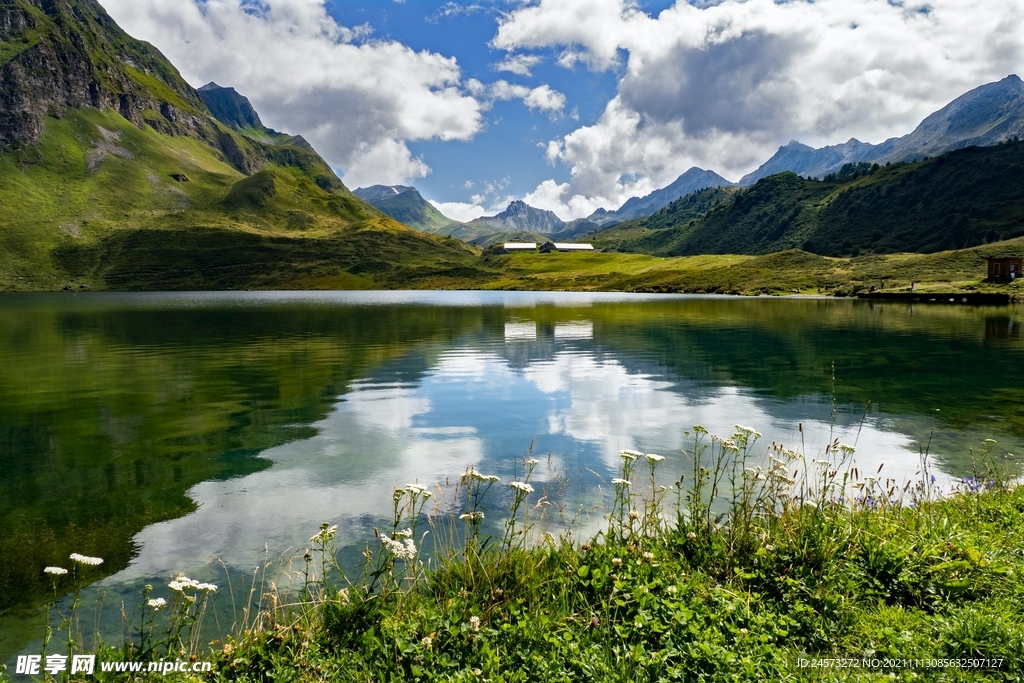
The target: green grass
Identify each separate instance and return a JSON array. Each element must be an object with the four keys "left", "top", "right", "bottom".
[
  {"left": 0, "top": 107, "right": 477, "bottom": 291},
  {"left": 29, "top": 430, "right": 1023, "bottom": 683}
]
